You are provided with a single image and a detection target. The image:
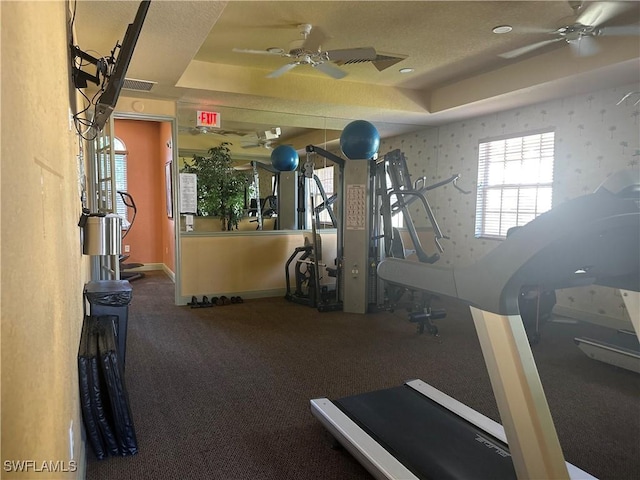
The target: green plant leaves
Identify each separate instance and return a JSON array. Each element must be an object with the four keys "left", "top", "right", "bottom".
[{"left": 181, "top": 142, "right": 249, "bottom": 230}]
